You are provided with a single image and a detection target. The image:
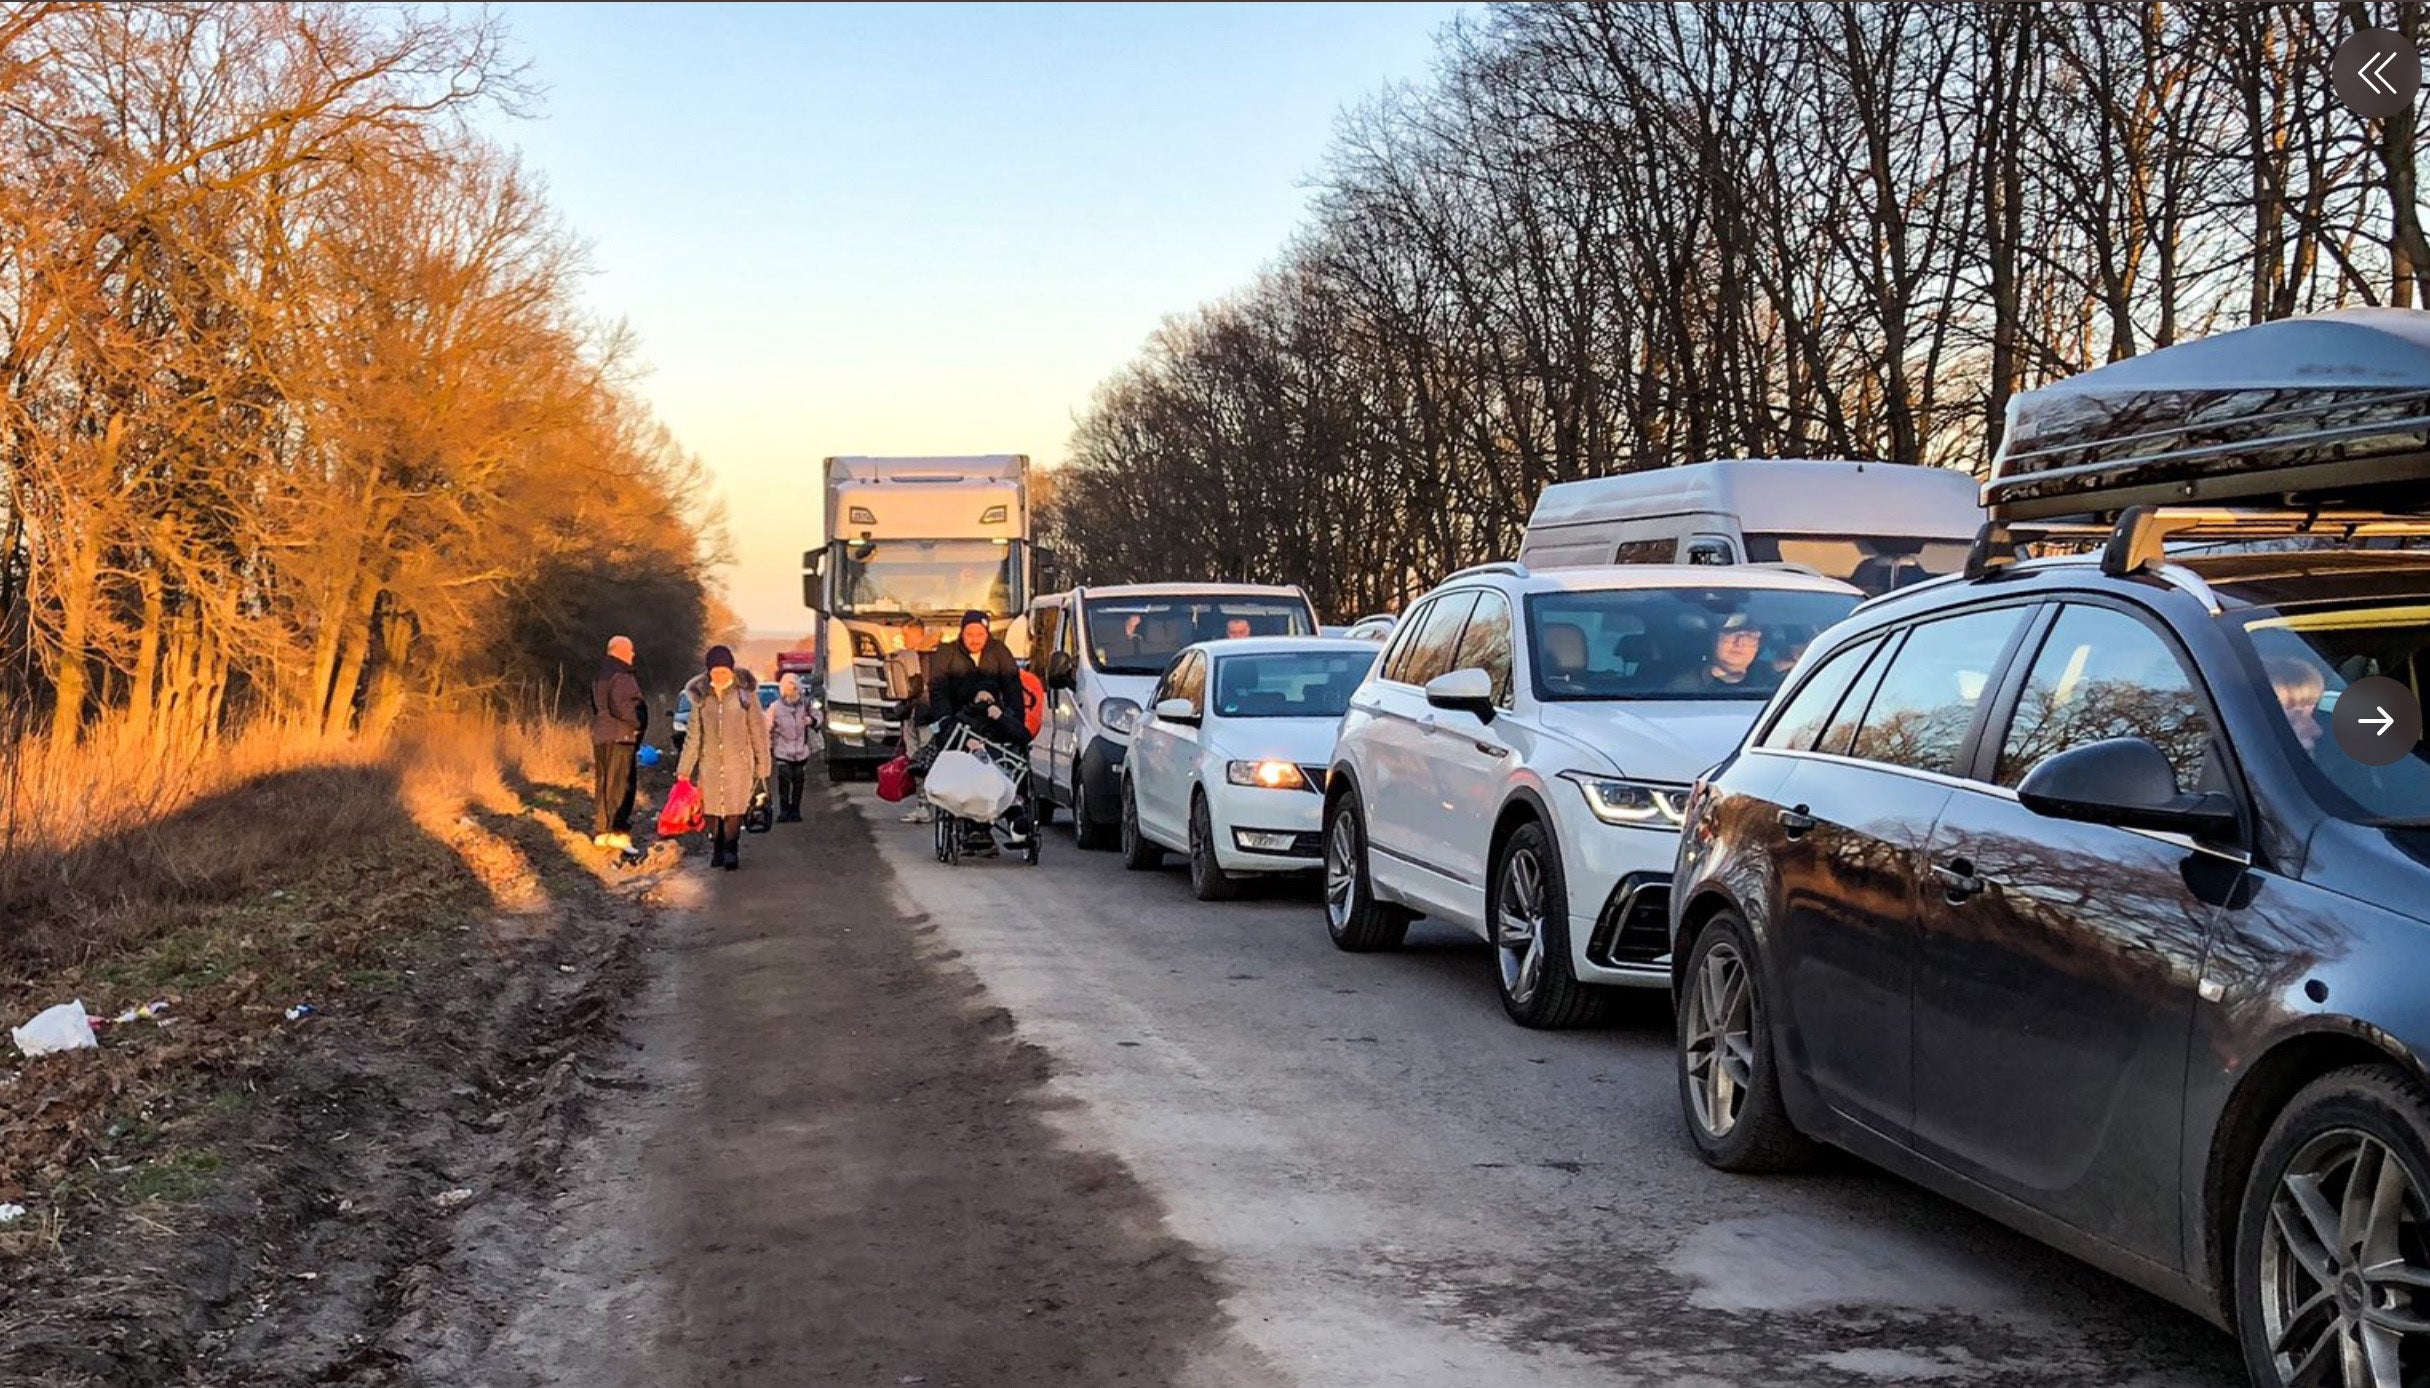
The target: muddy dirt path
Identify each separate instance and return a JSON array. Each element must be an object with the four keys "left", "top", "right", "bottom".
[{"left": 481, "top": 781, "right": 1257, "bottom": 1387}]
